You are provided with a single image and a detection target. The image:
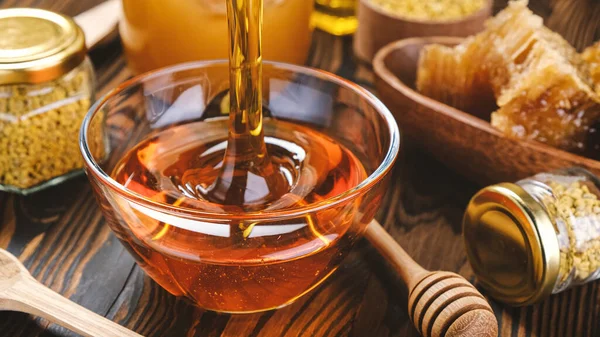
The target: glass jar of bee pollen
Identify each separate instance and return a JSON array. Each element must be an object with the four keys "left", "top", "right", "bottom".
[
  {"left": 0, "top": 8, "right": 101, "bottom": 194},
  {"left": 463, "top": 167, "right": 600, "bottom": 305}
]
